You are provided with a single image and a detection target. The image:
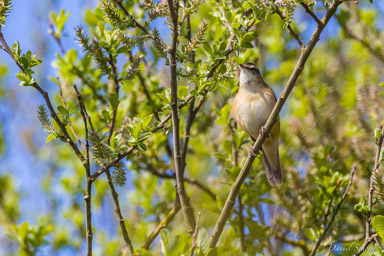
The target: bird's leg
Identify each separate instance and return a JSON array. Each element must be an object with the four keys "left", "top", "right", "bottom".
[{"left": 259, "top": 125, "right": 270, "bottom": 138}]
